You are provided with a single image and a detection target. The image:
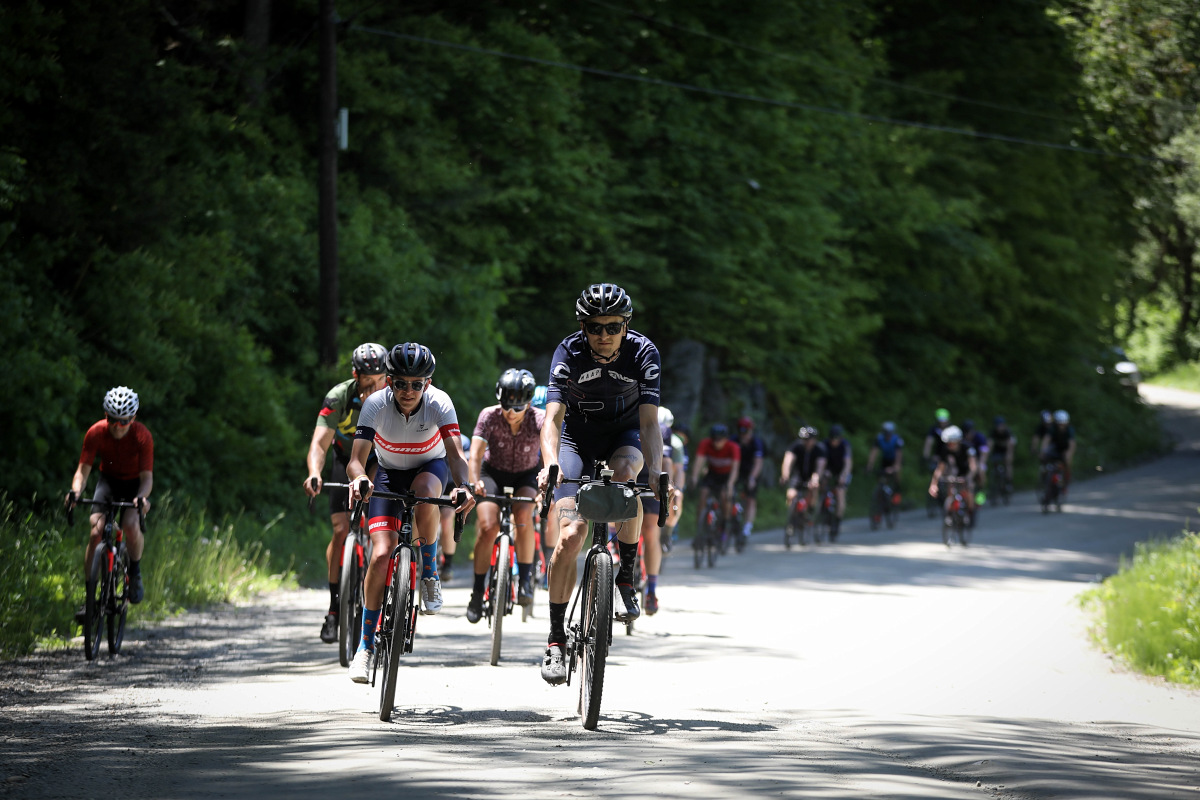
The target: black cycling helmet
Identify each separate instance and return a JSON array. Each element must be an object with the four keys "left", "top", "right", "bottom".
[
  {"left": 710, "top": 423, "right": 729, "bottom": 439},
  {"left": 963, "top": 418, "right": 976, "bottom": 432},
  {"left": 829, "top": 424, "right": 844, "bottom": 438},
  {"left": 351, "top": 342, "right": 387, "bottom": 375},
  {"left": 575, "top": 283, "right": 633, "bottom": 321},
  {"left": 496, "top": 368, "right": 536, "bottom": 409},
  {"left": 994, "top": 415, "right": 1006, "bottom": 427},
  {"left": 385, "top": 342, "right": 436, "bottom": 378}
]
